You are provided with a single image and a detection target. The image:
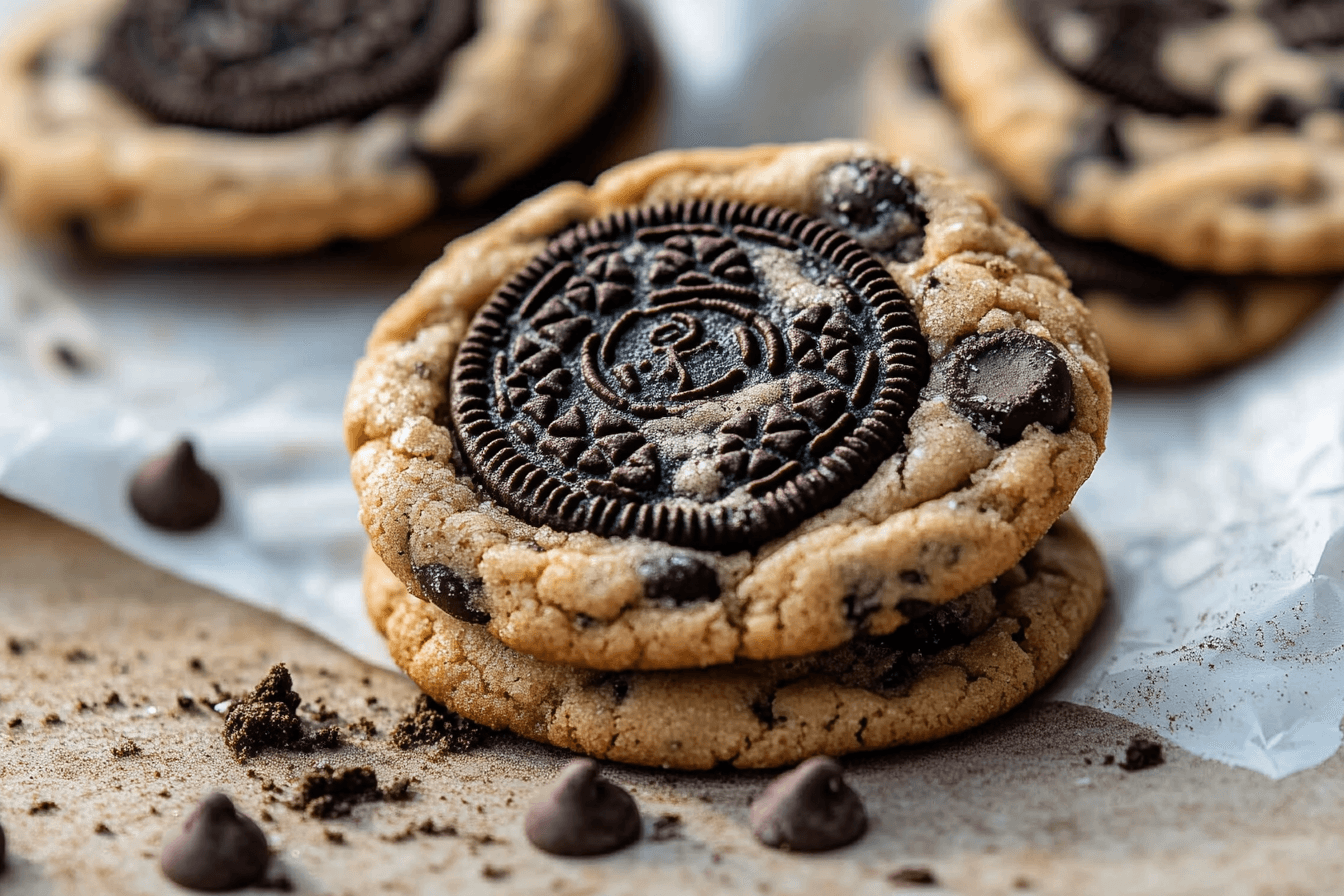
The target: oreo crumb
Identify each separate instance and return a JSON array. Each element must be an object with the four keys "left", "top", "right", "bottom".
[
  {"left": 177, "top": 695, "right": 197, "bottom": 711},
  {"left": 347, "top": 718, "right": 376, "bottom": 737},
  {"left": 30, "top": 800, "right": 58, "bottom": 814},
  {"left": 482, "top": 865, "right": 511, "bottom": 880},
  {"left": 390, "top": 695, "right": 485, "bottom": 754},
  {"left": 222, "top": 664, "right": 341, "bottom": 760},
  {"left": 189, "top": 657, "right": 205, "bottom": 672},
  {"left": 64, "top": 648, "right": 93, "bottom": 662},
  {"left": 288, "top": 766, "right": 382, "bottom": 819},
  {"left": 7, "top": 636, "right": 31, "bottom": 655},
  {"left": 94, "top": 822, "right": 113, "bottom": 835},
  {"left": 7, "top": 717, "right": 21, "bottom": 728},
  {"left": 42, "top": 713, "right": 61, "bottom": 726},
  {"left": 105, "top": 692, "right": 123, "bottom": 708},
  {"left": 112, "top": 738, "right": 141, "bottom": 758},
  {"left": 384, "top": 778, "right": 414, "bottom": 802},
  {"left": 890, "top": 867, "right": 937, "bottom": 886},
  {"left": 650, "top": 813, "right": 683, "bottom": 842},
  {"left": 324, "top": 830, "right": 345, "bottom": 844},
  {"left": 383, "top": 819, "right": 458, "bottom": 842},
  {"left": 1119, "top": 737, "right": 1165, "bottom": 772}
]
